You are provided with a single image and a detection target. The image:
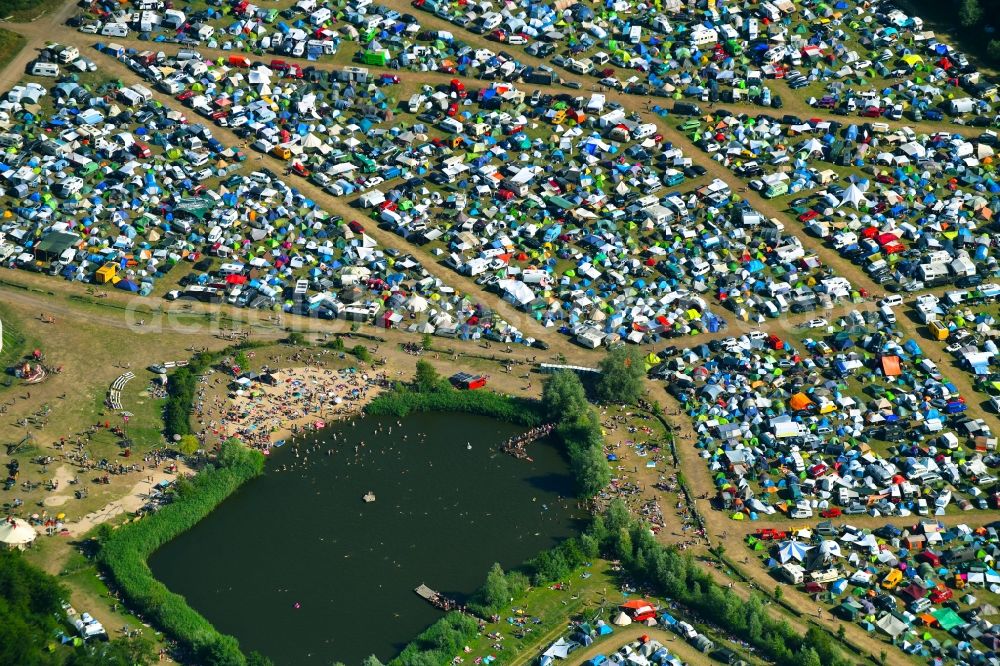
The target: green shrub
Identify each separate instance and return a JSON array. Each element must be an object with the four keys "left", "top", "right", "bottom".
[
  {"left": 97, "top": 441, "right": 265, "bottom": 666},
  {"left": 391, "top": 613, "right": 479, "bottom": 666},
  {"left": 367, "top": 387, "right": 542, "bottom": 425}
]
